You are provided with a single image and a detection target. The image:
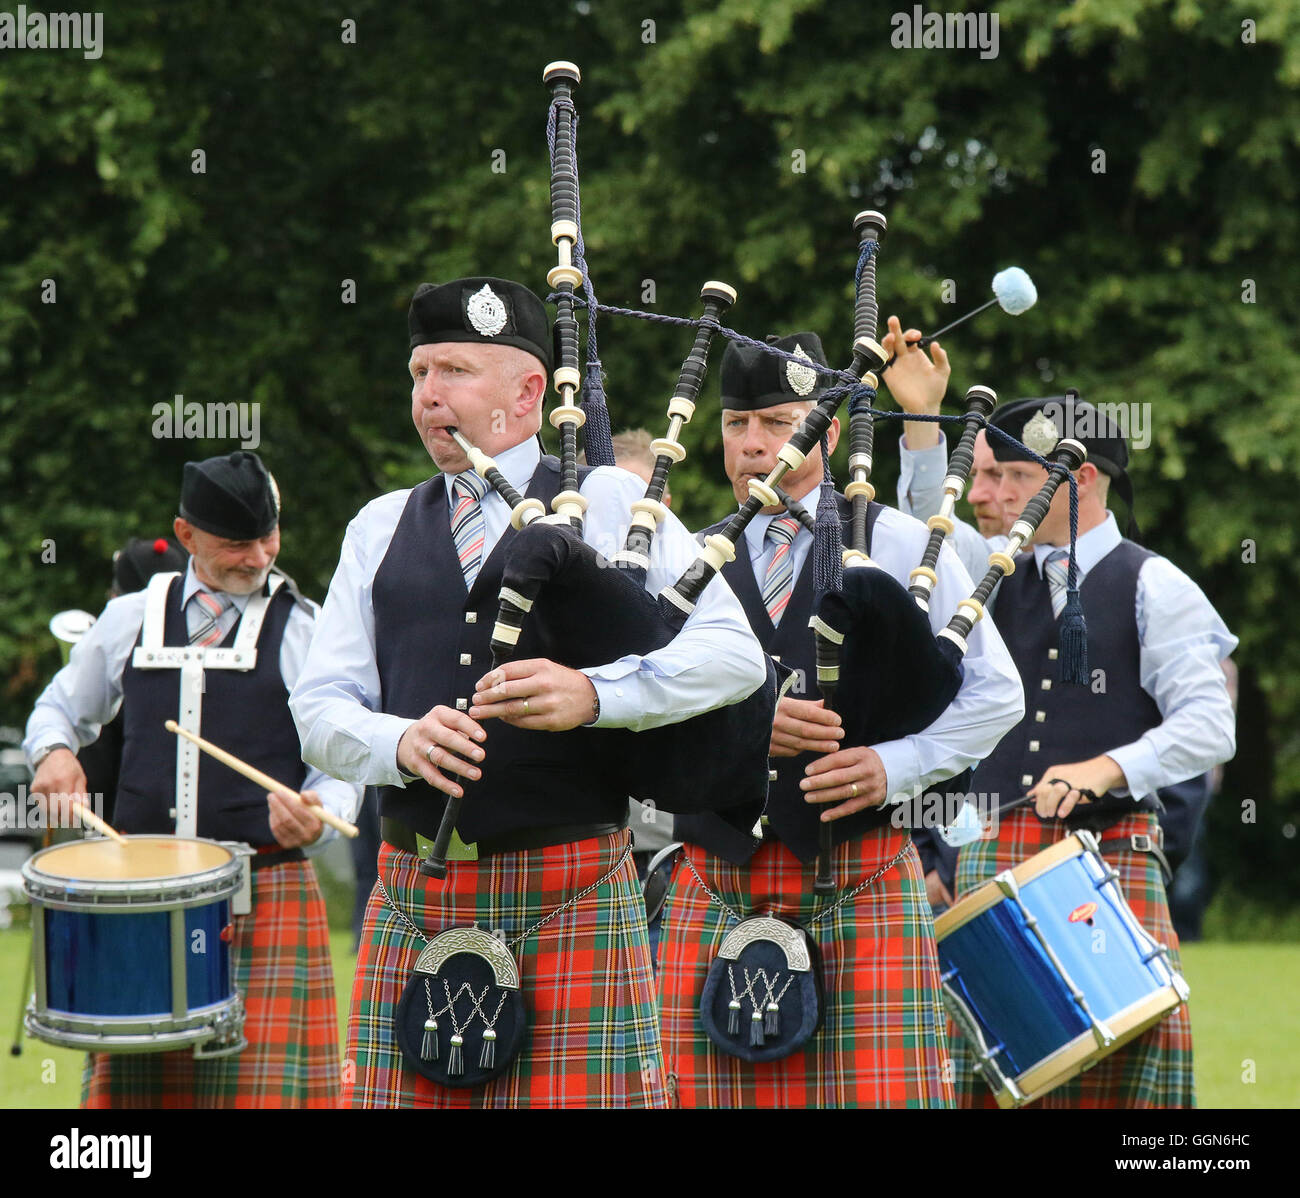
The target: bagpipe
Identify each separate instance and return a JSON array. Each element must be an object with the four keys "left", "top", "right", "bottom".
[{"left": 424, "top": 60, "right": 1090, "bottom": 899}]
